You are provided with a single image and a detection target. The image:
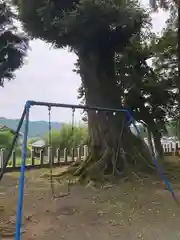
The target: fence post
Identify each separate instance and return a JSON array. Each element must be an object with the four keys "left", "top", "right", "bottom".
[
  {"left": 71, "top": 148, "right": 75, "bottom": 162},
  {"left": 0, "top": 149, "right": 4, "bottom": 173},
  {"left": 176, "top": 142, "right": 179, "bottom": 156},
  {"left": 48, "top": 146, "right": 52, "bottom": 164},
  {"left": 31, "top": 148, "right": 35, "bottom": 166},
  {"left": 173, "top": 142, "right": 176, "bottom": 157},
  {"left": 170, "top": 142, "right": 173, "bottom": 154},
  {"left": 77, "top": 146, "right": 81, "bottom": 161},
  {"left": 56, "top": 148, "right": 60, "bottom": 163},
  {"left": 77, "top": 146, "right": 82, "bottom": 161},
  {"left": 12, "top": 150, "right": 16, "bottom": 168},
  {"left": 64, "top": 148, "right": 67, "bottom": 164},
  {"left": 83, "top": 145, "right": 88, "bottom": 161},
  {"left": 162, "top": 144, "right": 165, "bottom": 153},
  {"left": 52, "top": 149, "right": 55, "bottom": 165},
  {"left": 40, "top": 149, "right": 44, "bottom": 166}
]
